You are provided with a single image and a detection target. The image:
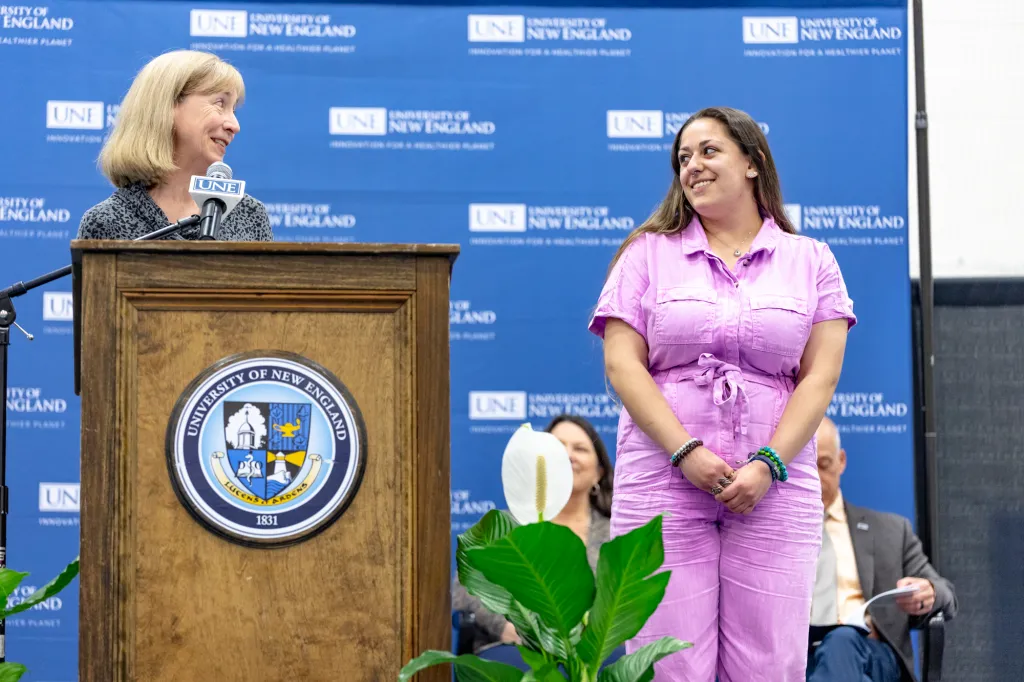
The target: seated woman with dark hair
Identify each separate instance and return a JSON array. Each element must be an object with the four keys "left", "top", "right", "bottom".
[{"left": 452, "top": 414, "right": 616, "bottom": 662}]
